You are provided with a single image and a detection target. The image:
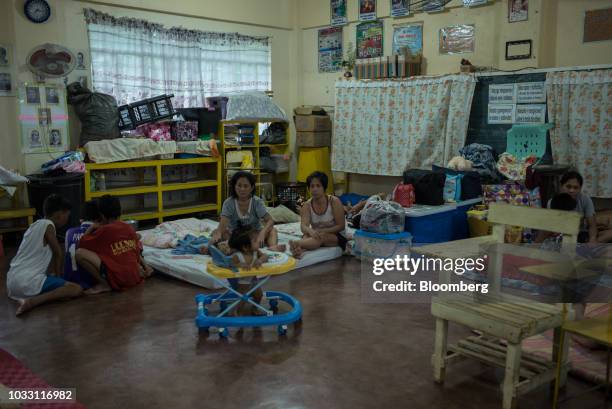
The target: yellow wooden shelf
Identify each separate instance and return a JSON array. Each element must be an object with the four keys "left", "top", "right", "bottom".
[
  {"left": 0, "top": 208, "right": 36, "bottom": 219},
  {"left": 89, "top": 185, "right": 159, "bottom": 198},
  {"left": 220, "top": 120, "right": 290, "bottom": 198},
  {"left": 85, "top": 158, "right": 222, "bottom": 224},
  {"left": 161, "top": 180, "right": 218, "bottom": 191}
]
